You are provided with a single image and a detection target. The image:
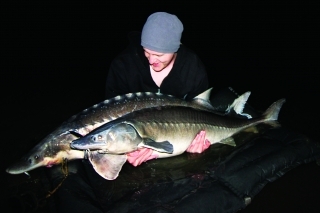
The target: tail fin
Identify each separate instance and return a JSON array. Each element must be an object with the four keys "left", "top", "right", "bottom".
[
  {"left": 226, "top": 91, "right": 252, "bottom": 118},
  {"left": 263, "top": 98, "right": 286, "bottom": 121}
]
